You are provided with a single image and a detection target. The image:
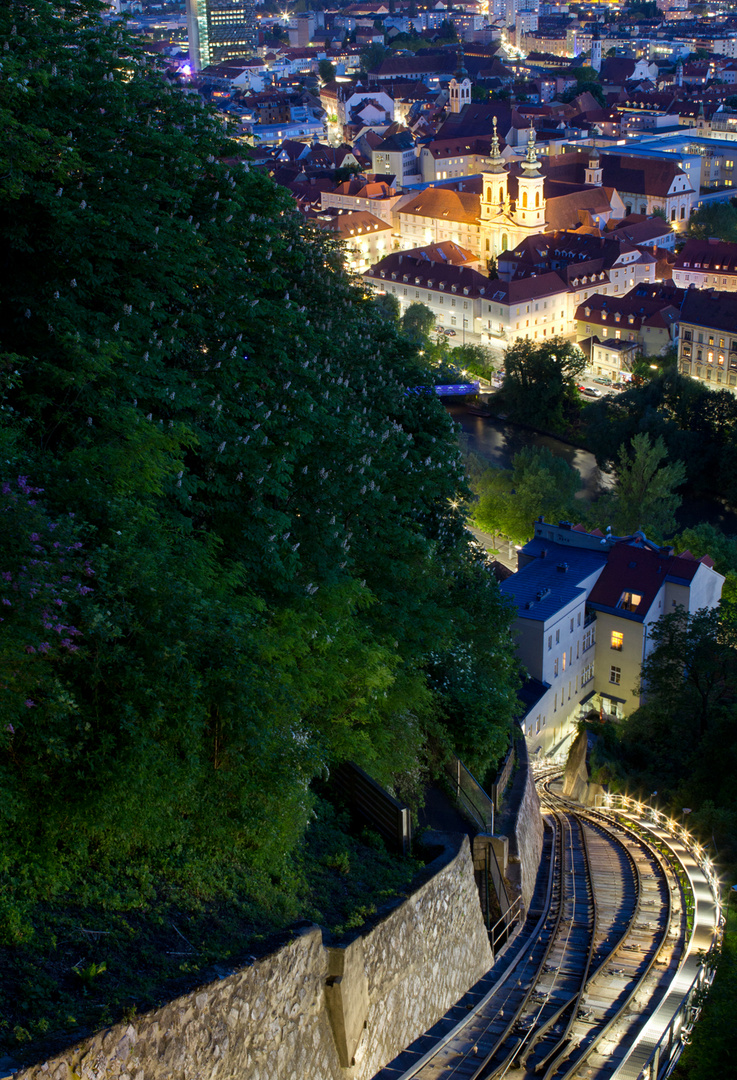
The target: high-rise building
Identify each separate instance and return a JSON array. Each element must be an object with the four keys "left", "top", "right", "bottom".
[{"left": 186, "top": 0, "right": 256, "bottom": 72}]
